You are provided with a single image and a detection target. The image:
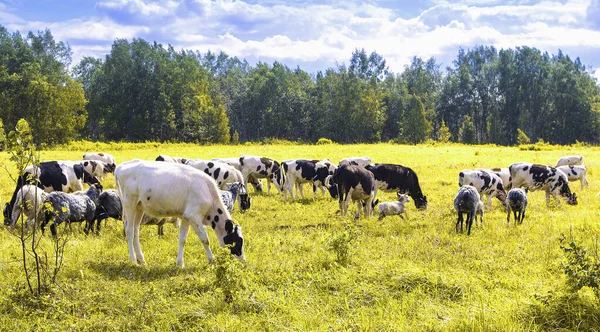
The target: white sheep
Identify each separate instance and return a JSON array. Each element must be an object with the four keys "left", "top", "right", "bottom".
[{"left": 377, "top": 193, "right": 411, "bottom": 220}]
